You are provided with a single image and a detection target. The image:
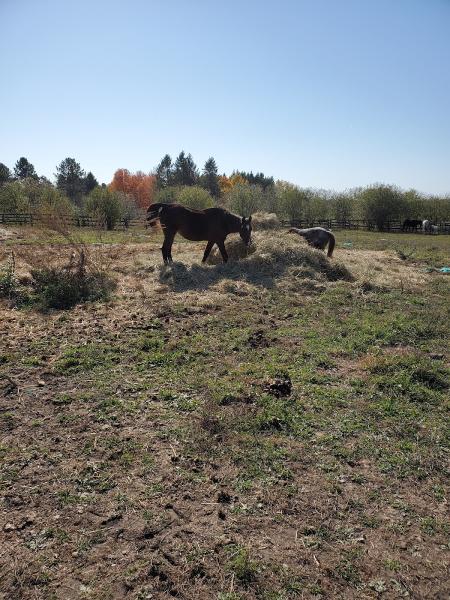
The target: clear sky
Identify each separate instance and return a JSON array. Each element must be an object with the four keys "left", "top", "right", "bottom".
[{"left": 1, "top": 0, "right": 449, "bottom": 194}]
